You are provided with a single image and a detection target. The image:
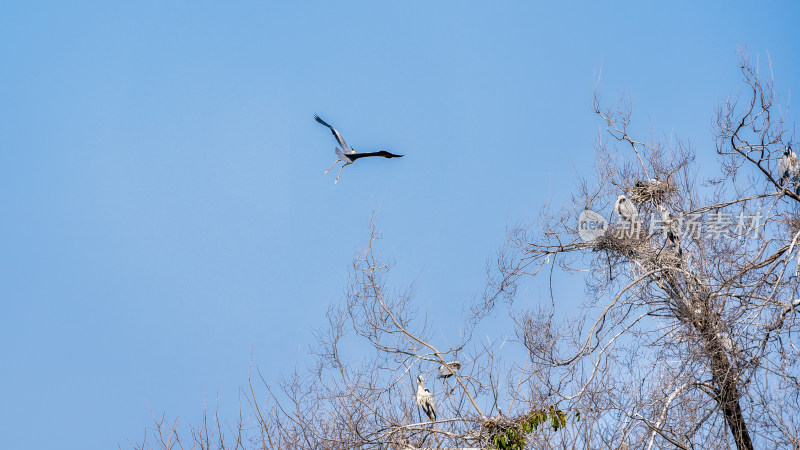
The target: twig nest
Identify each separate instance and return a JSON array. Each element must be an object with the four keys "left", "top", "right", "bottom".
[
  {"left": 593, "top": 230, "right": 646, "bottom": 257},
  {"left": 630, "top": 178, "right": 676, "bottom": 205},
  {"left": 785, "top": 215, "right": 800, "bottom": 235}
]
